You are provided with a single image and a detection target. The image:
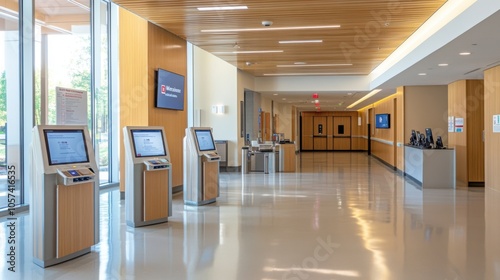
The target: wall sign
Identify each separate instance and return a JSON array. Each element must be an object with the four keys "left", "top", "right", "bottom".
[
  {"left": 56, "top": 87, "right": 88, "bottom": 125},
  {"left": 493, "top": 115, "right": 500, "bottom": 133},
  {"left": 448, "top": 116, "right": 455, "bottom": 132},
  {"left": 455, "top": 117, "right": 464, "bottom": 133}
]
